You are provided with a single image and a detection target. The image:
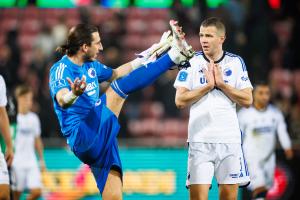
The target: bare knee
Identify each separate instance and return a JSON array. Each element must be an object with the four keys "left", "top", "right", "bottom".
[
  {"left": 0, "top": 193, "right": 9, "bottom": 200},
  {"left": 0, "top": 185, "right": 10, "bottom": 200},
  {"left": 28, "top": 189, "right": 42, "bottom": 200},
  {"left": 102, "top": 169, "right": 123, "bottom": 200},
  {"left": 0, "top": 194, "right": 9, "bottom": 200},
  {"left": 102, "top": 190, "right": 122, "bottom": 200},
  {"left": 220, "top": 192, "right": 237, "bottom": 200},
  {"left": 190, "top": 191, "right": 208, "bottom": 200},
  {"left": 189, "top": 184, "right": 210, "bottom": 200},
  {"left": 252, "top": 187, "right": 268, "bottom": 200},
  {"left": 219, "top": 184, "right": 238, "bottom": 200}
]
